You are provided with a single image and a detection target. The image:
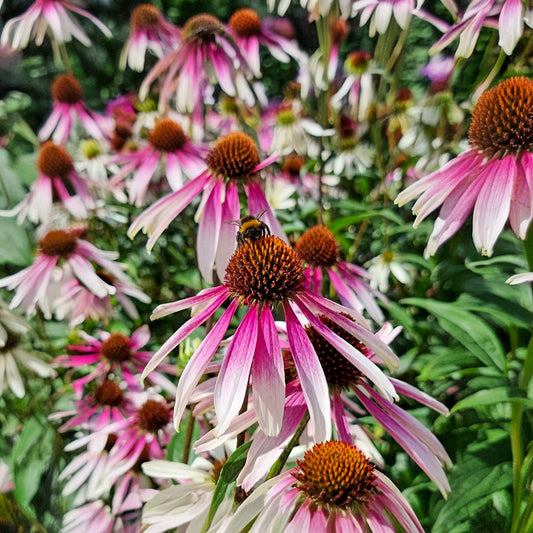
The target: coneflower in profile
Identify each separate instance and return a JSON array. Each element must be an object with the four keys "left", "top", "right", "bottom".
[
  {"left": 396, "top": 77, "right": 533, "bottom": 257},
  {"left": 120, "top": 4, "right": 180, "bottom": 72},
  {"left": 295, "top": 225, "right": 386, "bottom": 324},
  {"left": 39, "top": 74, "right": 112, "bottom": 144},
  {"left": 0, "top": 226, "right": 123, "bottom": 318},
  {"left": 3, "top": 141, "right": 95, "bottom": 224},
  {"left": 109, "top": 117, "right": 207, "bottom": 206},
  {"left": 128, "top": 131, "right": 280, "bottom": 283},
  {"left": 227, "top": 7, "right": 302, "bottom": 77},
  {"left": 1, "top": 0, "right": 111, "bottom": 50},
  {"left": 139, "top": 13, "right": 255, "bottom": 112}
]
